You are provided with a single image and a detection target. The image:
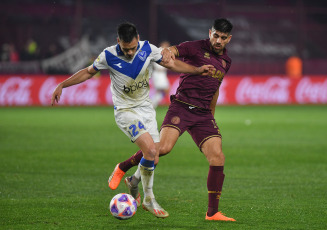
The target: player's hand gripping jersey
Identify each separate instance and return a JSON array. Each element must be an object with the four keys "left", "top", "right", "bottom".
[
  {"left": 93, "top": 41, "right": 162, "bottom": 109},
  {"left": 173, "top": 39, "right": 232, "bottom": 110}
]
